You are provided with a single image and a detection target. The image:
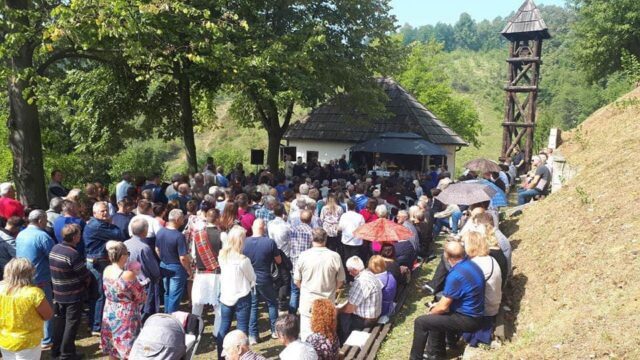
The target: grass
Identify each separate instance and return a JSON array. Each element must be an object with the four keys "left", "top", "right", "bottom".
[
  {"left": 455, "top": 96, "right": 504, "bottom": 177},
  {"left": 376, "top": 241, "right": 442, "bottom": 359},
  {"left": 484, "top": 87, "right": 640, "bottom": 359}
]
